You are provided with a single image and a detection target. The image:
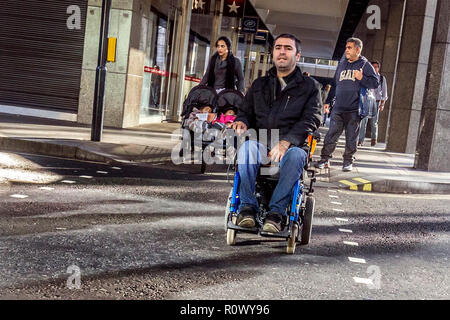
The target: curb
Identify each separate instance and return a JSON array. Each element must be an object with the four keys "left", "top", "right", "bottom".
[
  {"left": 337, "top": 177, "right": 450, "bottom": 194},
  {"left": 0, "top": 137, "right": 113, "bottom": 164}
]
